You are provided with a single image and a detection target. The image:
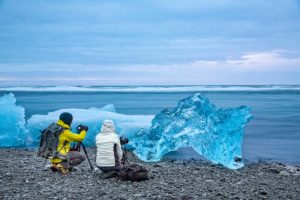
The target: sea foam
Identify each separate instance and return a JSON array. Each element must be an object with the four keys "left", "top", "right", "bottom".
[{"left": 0, "top": 85, "right": 299, "bottom": 93}]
